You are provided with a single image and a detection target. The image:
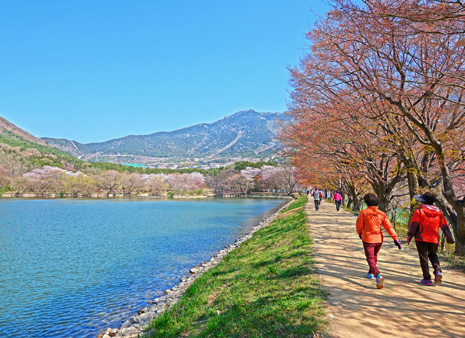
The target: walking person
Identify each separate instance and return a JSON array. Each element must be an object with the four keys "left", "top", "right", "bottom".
[
  {"left": 356, "top": 193, "right": 401, "bottom": 289},
  {"left": 333, "top": 190, "right": 343, "bottom": 211},
  {"left": 312, "top": 188, "right": 322, "bottom": 210},
  {"left": 407, "top": 192, "right": 455, "bottom": 285}
]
